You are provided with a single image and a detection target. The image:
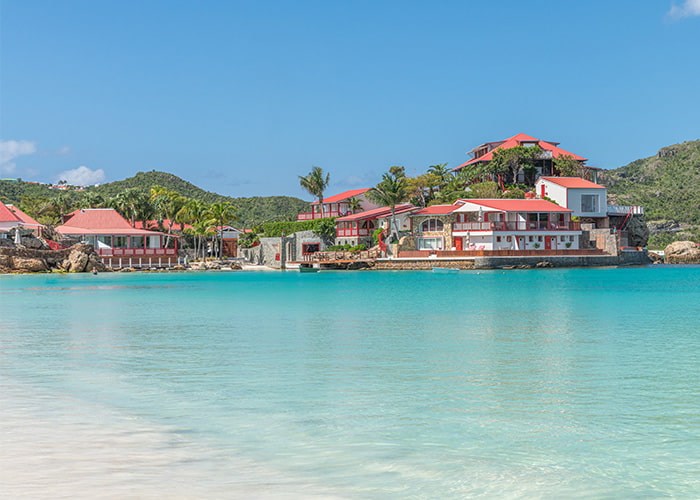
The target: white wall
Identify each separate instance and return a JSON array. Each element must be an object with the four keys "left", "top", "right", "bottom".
[{"left": 536, "top": 179, "right": 607, "bottom": 218}]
